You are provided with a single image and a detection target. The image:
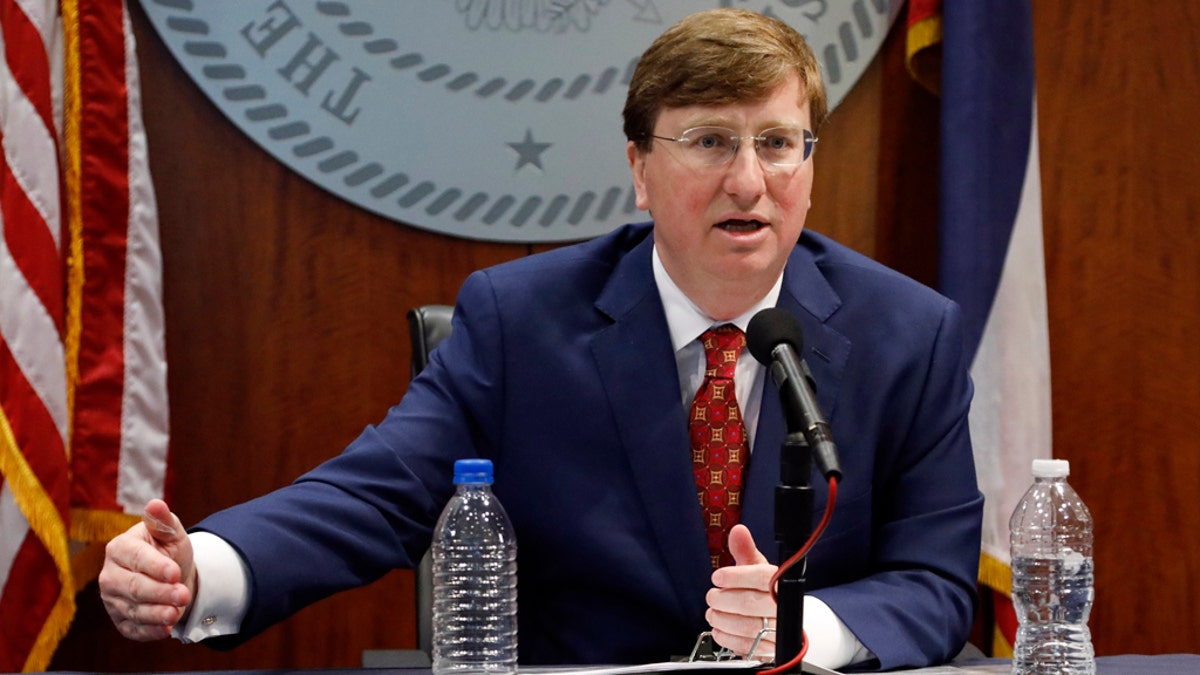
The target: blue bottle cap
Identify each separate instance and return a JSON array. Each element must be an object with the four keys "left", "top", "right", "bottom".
[{"left": 453, "top": 458, "right": 494, "bottom": 484}]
